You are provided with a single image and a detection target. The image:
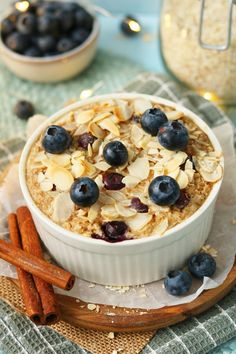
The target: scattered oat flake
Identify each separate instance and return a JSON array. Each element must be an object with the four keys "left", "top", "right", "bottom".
[
  {"left": 87, "top": 303, "right": 97, "bottom": 311},
  {"left": 107, "top": 332, "right": 115, "bottom": 339},
  {"left": 88, "top": 283, "right": 96, "bottom": 288}
]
